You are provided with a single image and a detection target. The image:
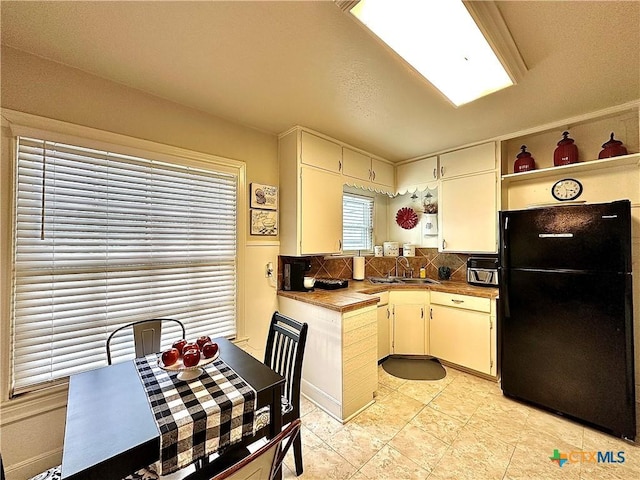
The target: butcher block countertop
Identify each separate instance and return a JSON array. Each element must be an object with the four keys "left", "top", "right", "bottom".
[{"left": 277, "top": 279, "right": 499, "bottom": 313}]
